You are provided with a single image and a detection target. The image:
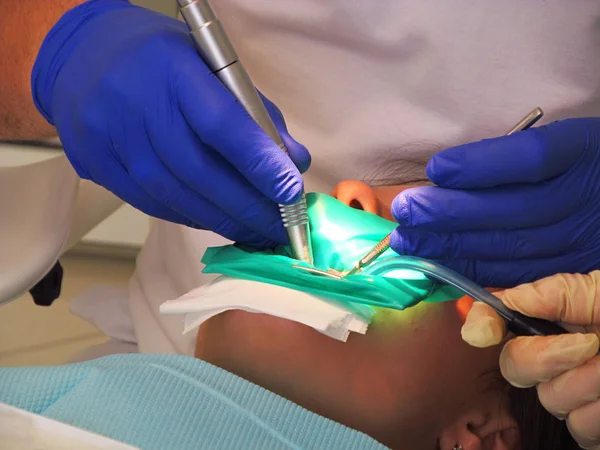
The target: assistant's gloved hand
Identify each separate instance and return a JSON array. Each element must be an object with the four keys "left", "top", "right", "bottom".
[
  {"left": 461, "top": 272, "right": 600, "bottom": 449},
  {"left": 390, "top": 117, "right": 600, "bottom": 287},
  {"left": 32, "top": 0, "right": 310, "bottom": 248}
]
